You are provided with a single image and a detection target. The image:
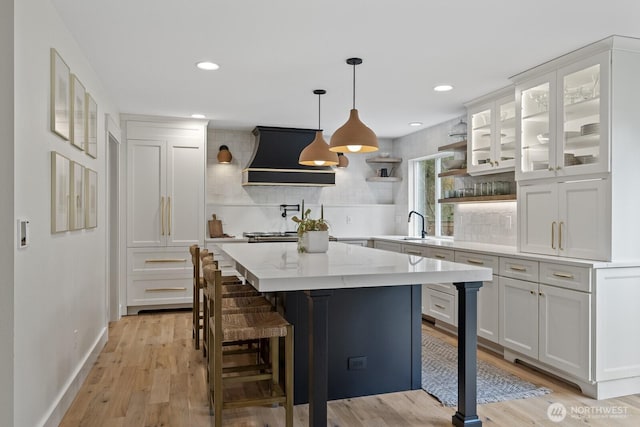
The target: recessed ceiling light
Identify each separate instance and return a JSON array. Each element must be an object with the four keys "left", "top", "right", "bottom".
[
  {"left": 433, "top": 84, "right": 453, "bottom": 92},
  {"left": 191, "top": 114, "right": 206, "bottom": 119},
  {"left": 409, "top": 122, "right": 423, "bottom": 127},
  {"left": 196, "top": 61, "right": 220, "bottom": 71}
]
